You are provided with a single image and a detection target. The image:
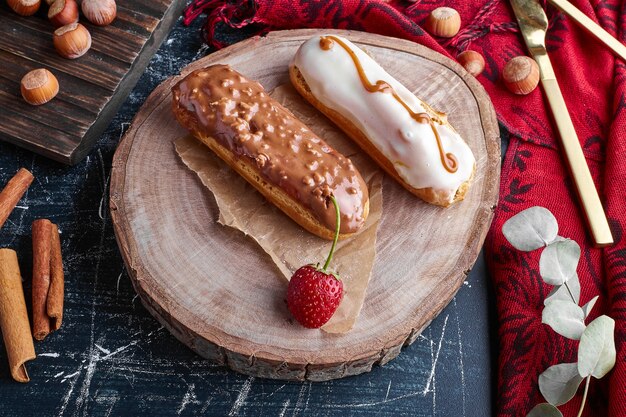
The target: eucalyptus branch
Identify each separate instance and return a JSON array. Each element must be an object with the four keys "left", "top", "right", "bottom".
[
  {"left": 502, "top": 207, "right": 616, "bottom": 417},
  {"left": 563, "top": 281, "right": 577, "bottom": 305},
  {"left": 575, "top": 376, "right": 591, "bottom": 417}
]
